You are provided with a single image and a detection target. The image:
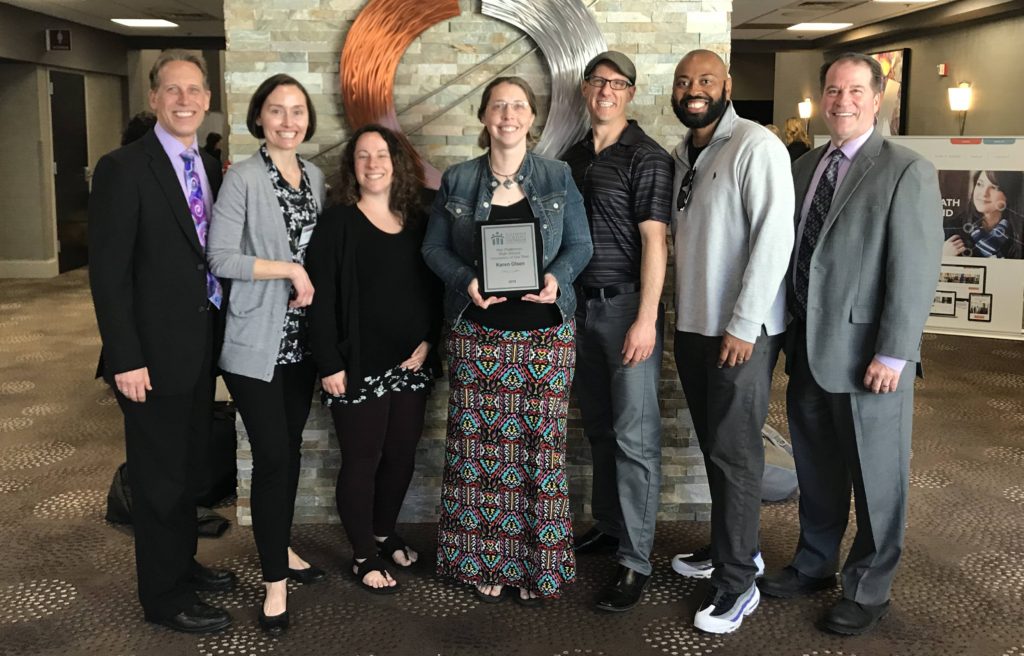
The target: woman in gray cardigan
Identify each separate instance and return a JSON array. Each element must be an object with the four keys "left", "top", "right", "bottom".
[{"left": 207, "top": 74, "right": 326, "bottom": 636}]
